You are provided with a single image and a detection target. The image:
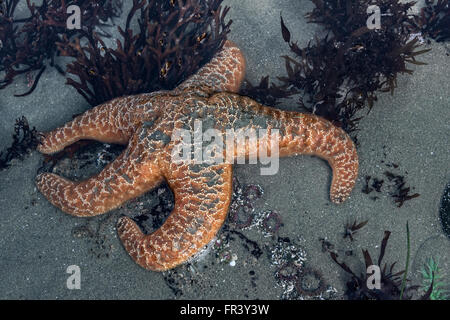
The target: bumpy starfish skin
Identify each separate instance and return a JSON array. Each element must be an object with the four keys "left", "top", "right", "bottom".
[{"left": 36, "top": 40, "right": 358, "bottom": 271}]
